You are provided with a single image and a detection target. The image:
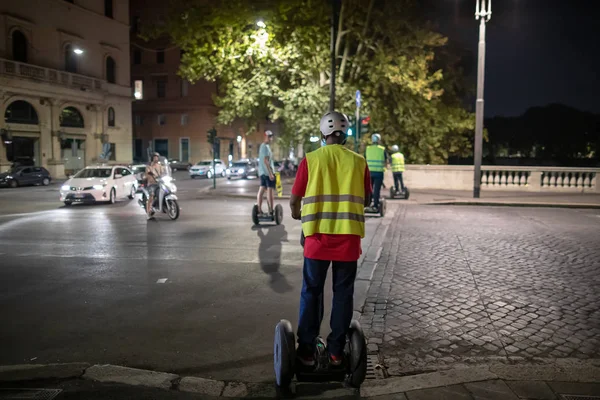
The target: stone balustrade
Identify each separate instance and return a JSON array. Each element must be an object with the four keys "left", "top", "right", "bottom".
[
  {"left": 0, "top": 58, "right": 105, "bottom": 92},
  {"left": 385, "top": 165, "right": 599, "bottom": 193}
]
